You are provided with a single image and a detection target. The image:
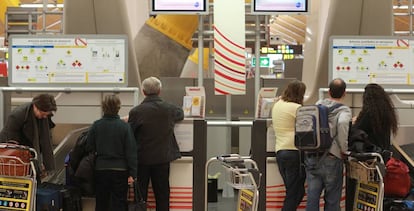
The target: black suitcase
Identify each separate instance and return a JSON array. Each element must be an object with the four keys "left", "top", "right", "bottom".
[{"left": 61, "top": 186, "right": 82, "bottom": 211}]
